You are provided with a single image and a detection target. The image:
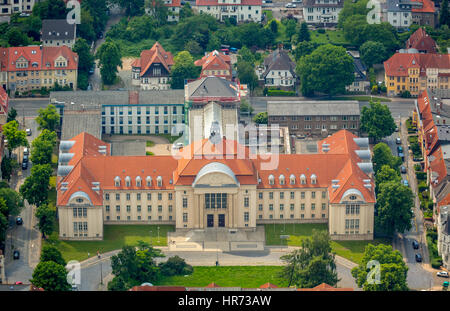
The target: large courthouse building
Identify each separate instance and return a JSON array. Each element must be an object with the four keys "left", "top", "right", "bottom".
[{"left": 57, "top": 129, "right": 376, "bottom": 244}]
